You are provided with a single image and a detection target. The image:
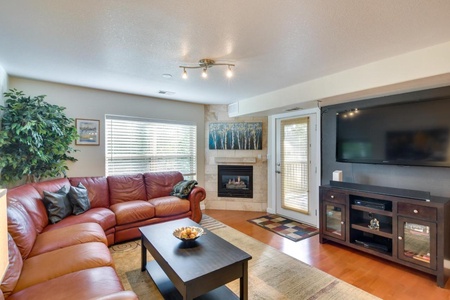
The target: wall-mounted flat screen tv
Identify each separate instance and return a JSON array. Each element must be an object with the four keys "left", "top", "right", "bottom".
[{"left": 336, "top": 97, "right": 450, "bottom": 167}]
